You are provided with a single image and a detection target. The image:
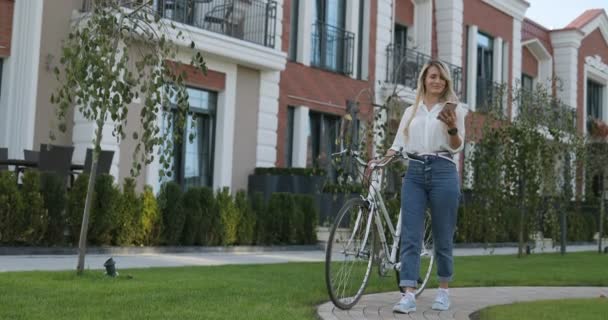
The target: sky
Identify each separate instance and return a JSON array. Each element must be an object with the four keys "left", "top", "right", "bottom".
[{"left": 525, "top": 0, "right": 608, "bottom": 29}]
